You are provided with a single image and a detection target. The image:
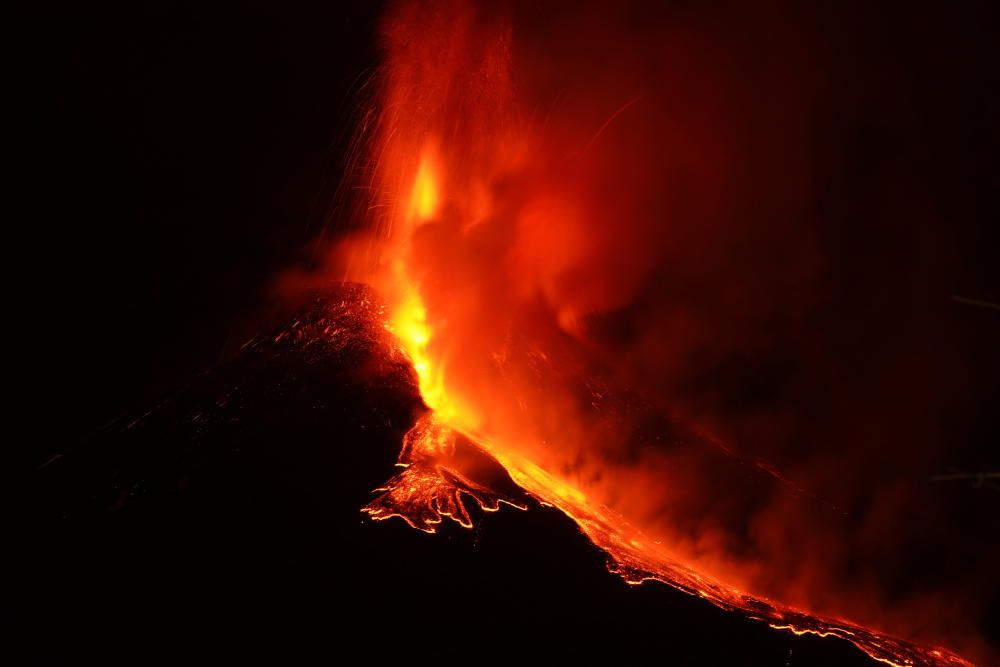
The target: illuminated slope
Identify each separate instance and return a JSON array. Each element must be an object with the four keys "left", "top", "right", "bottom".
[{"left": 364, "top": 410, "right": 971, "bottom": 667}]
